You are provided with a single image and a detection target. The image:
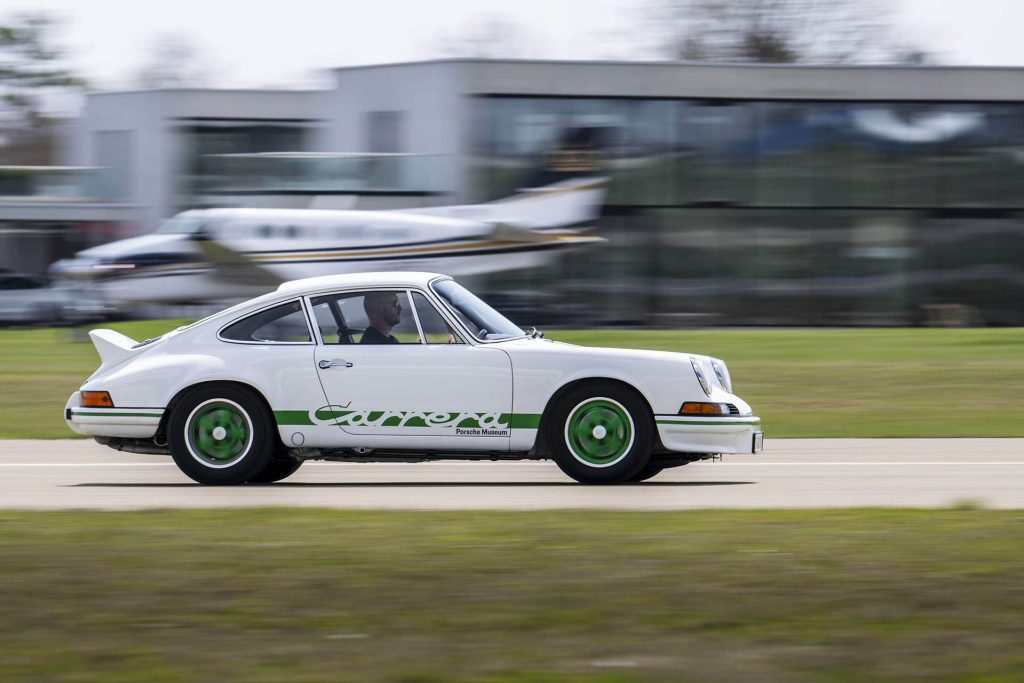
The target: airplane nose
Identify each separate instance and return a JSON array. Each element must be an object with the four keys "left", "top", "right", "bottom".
[{"left": 49, "top": 257, "right": 96, "bottom": 279}]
